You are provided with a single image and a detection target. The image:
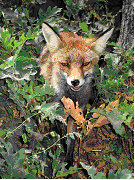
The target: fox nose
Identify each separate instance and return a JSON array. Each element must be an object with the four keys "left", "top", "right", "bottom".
[{"left": 71, "top": 79, "right": 80, "bottom": 87}]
